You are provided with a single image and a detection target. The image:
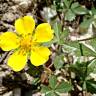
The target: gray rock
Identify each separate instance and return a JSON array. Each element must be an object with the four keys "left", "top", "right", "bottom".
[
  {"left": 2, "top": 12, "right": 16, "bottom": 23},
  {"left": 3, "top": 91, "right": 13, "bottom": 96},
  {"left": 13, "top": 88, "right": 21, "bottom": 96},
  {"left": 12, "top": 0, "right": 32, "bottom": 11}
]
